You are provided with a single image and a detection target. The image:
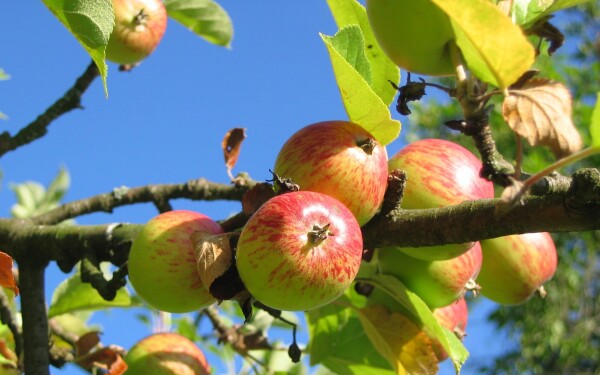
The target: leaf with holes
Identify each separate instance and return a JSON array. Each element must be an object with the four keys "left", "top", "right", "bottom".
[
  {"left": 222, "top": 128, "right": 246, "bottom": 180},
  {"left": 502, "top": 78, "right": 582, "bottom": 158}
]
